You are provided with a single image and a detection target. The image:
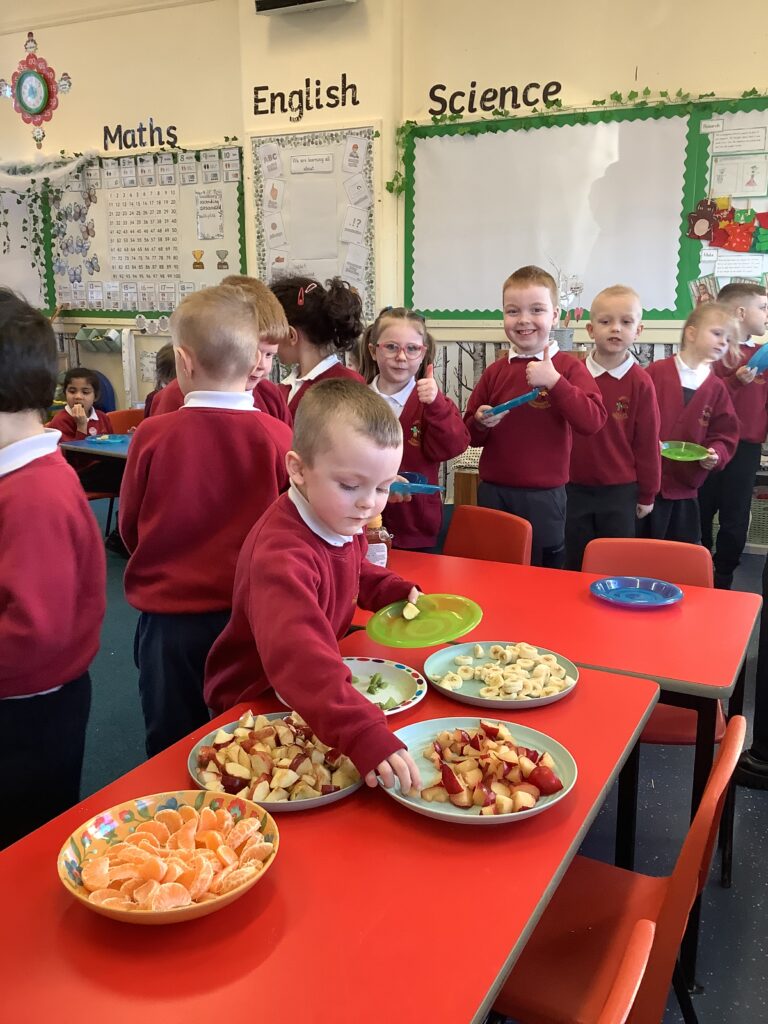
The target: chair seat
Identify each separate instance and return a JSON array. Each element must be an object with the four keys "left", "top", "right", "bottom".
[
  {"left": 641, "top": 701, "right": 727, "bottom": 745},
  {"left": 85, "top": 491, "right": 116, "bottom": 501},
  {"left": 493, "top": 856, "right": 668, "bottom": 1024}
]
